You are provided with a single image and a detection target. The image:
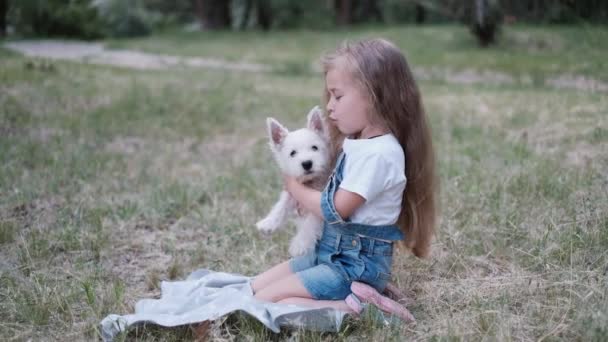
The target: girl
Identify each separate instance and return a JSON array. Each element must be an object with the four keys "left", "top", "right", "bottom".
[{"left": 252, "top": 38, "right": 437, "bottom": 320}]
